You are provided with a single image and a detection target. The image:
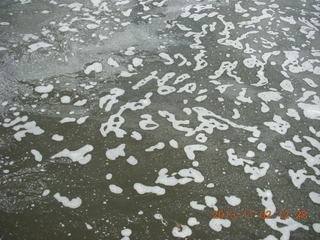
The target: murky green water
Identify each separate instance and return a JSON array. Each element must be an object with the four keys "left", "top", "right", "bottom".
[{"left": 0, "top": 0, "right": 320, "bottom": 239}]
